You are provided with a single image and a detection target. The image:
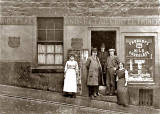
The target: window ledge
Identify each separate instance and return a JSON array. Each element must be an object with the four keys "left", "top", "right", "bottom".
[
  {"left": 31, "top": 66, "right": 64, "bottom": 73},
  {"left": 127, "top": 82, "right": 158, "bottom": 88}
]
